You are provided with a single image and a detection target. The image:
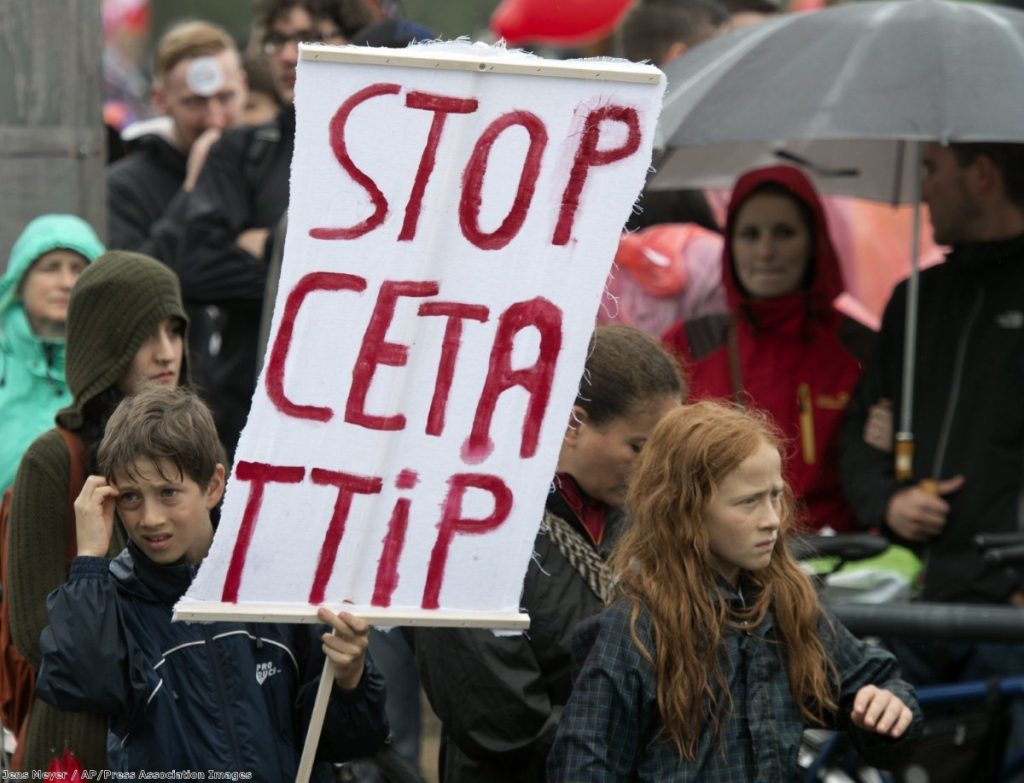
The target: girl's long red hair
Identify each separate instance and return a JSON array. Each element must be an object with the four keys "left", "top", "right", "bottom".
[{"left": 613, "top": 401, "right": 837, "bottom": 759}]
